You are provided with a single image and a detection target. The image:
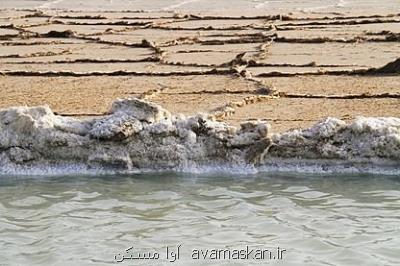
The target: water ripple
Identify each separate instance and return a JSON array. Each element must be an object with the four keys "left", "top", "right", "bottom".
[{"left": 0, "top": 173, "right": 399, "bottom": 265}]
